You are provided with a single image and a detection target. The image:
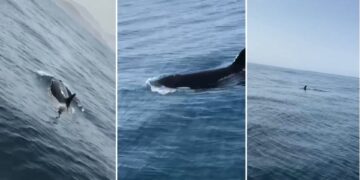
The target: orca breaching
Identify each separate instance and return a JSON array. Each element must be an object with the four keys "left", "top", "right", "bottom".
[
  {"left": 50, "top": 78, "right": 76, "bottom": 118},
  {"left": 154, "top": 48, "right": 245, "bottom": 89},
  {"left": 35, "top": 71, "right": 84, "bottom": 118}
]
